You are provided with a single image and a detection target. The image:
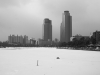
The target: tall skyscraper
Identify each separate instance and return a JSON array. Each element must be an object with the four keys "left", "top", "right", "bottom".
[
  {"left": 60, "top": 11, "right": 72, "bottom": 43},
  {"left": 43, "top": 18, "right": 52, "bottom": 41}
]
